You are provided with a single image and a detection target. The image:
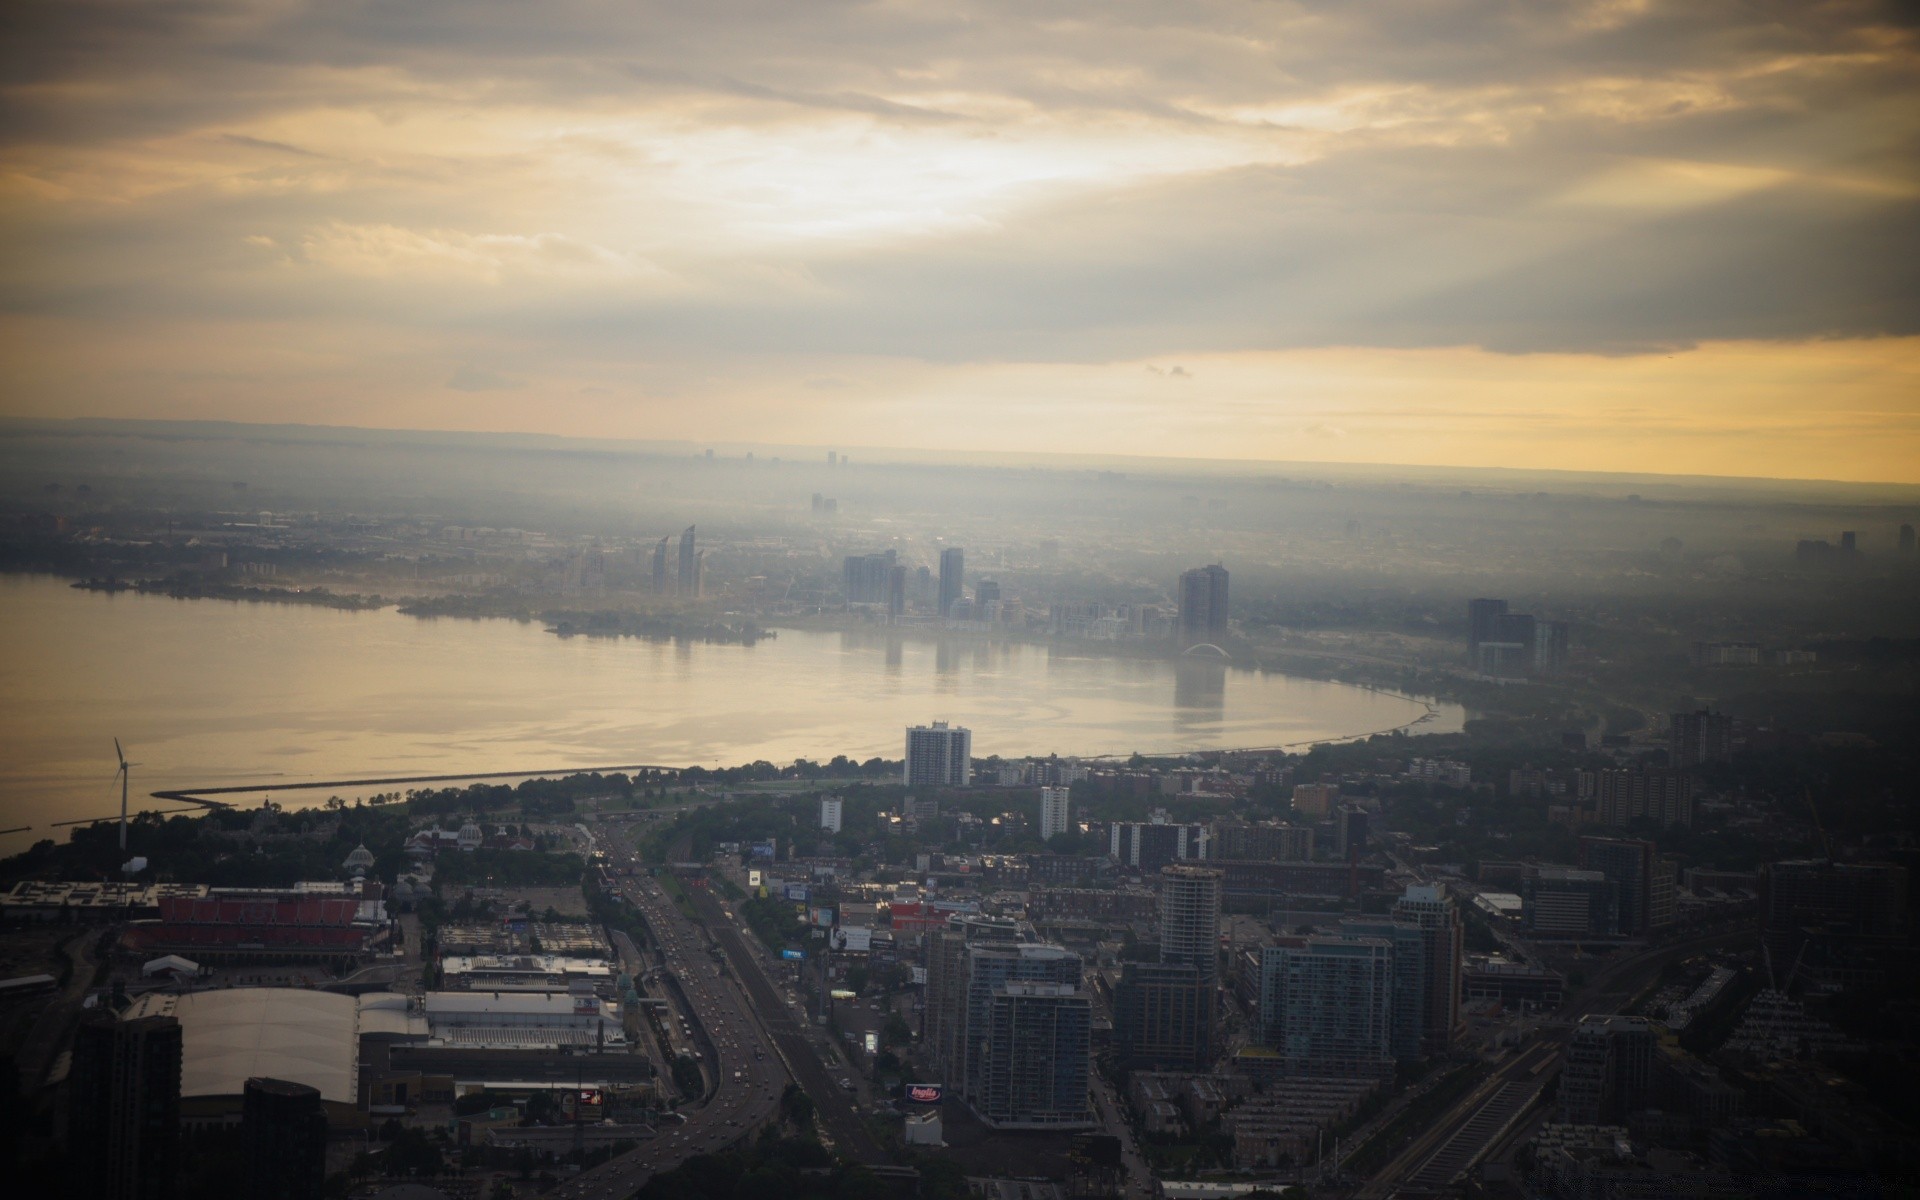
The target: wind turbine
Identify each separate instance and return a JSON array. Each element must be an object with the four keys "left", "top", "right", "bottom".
[{"left": 112, "top": 738, "right": 138, "bottom": 853}]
